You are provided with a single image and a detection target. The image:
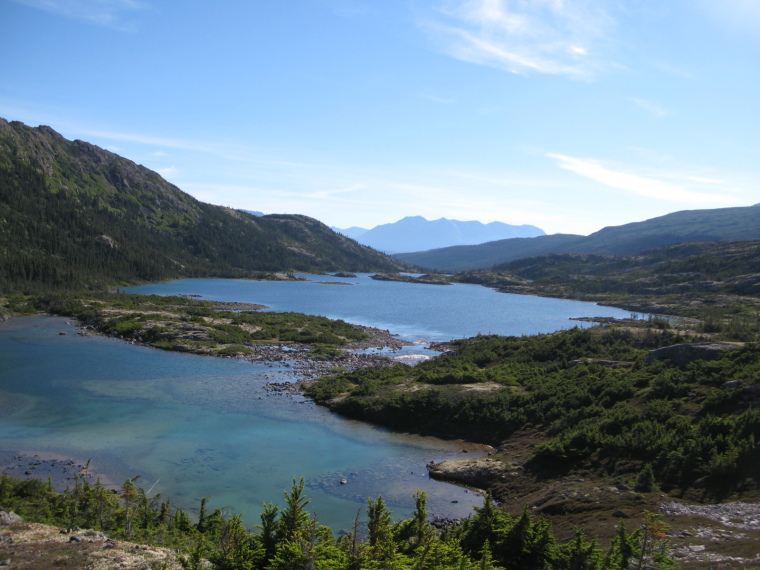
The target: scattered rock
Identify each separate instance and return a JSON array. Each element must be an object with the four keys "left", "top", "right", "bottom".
[{"left": 646, "top": 342, "right": 743, "bottom": 367}]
